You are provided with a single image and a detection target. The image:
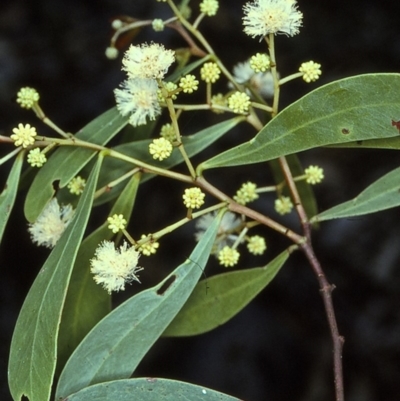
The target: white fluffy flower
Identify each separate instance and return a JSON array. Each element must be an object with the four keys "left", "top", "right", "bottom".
[
  {"left": 231, "top": 60, "right": 275, "bottom": 98},
  {"left": 243, "top": 0, "right": 303, "bottom": 39},
  {"left": 90, "top": 241, "right": 143, "bottom": 294},
  {"left": 122, "top": 42, "right": 175, "bottom": 80},
  {"left": 195, "top": 211, "right": 242, "bottom": 254},
  {"left": 28, "top": 198, "right": 74, "bottom": 248},
  {"left": 115, "top": 78, "right": 161, "bottom": 127}
]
